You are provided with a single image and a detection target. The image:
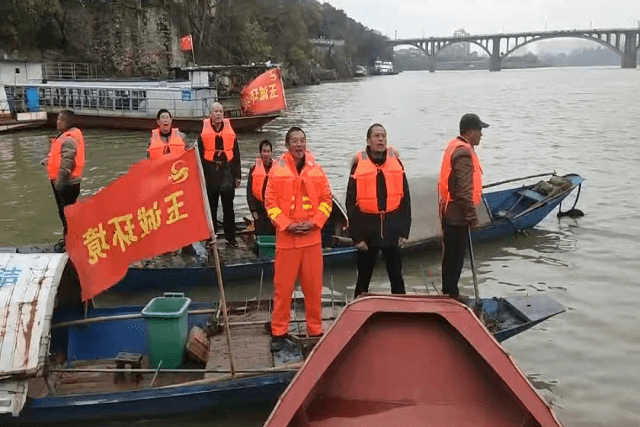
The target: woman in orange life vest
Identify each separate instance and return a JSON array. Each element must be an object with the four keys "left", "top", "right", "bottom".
[
  {"left": 43, "top": 109, "right": 85, "bottom": 252},
  {"left": 346, "top": 123, "right": 411, "bottom": 298},
  {"left": 197, "top": 102, "right": 241, "bottom": 246},
  {"left": 148, "top": 108, "right": 195, "bottom": 255},
  {"left": 264, "top": 127, "right": 333, "bottom": 348},
  {"left": 438, "top": 113, "right": 488, "bottom": 302},
  {"left": 246, "top": 139, "right": 276, "bottom": 236},
  {"left": 147, "top": 109, "right": 190, "bottom": 159}
]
